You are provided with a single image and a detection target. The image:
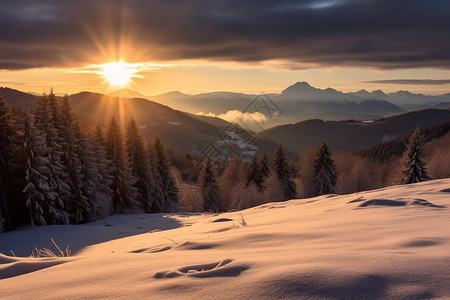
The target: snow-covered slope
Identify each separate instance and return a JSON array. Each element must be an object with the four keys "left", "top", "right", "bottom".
[{"left": 1, "top": 179, "right": 449, "bottom": 299}]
